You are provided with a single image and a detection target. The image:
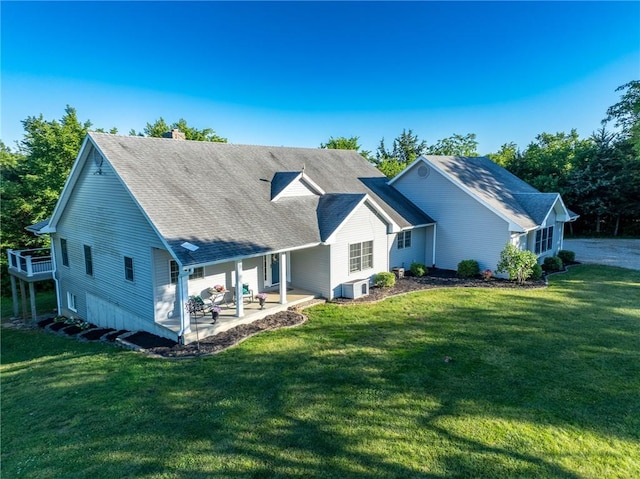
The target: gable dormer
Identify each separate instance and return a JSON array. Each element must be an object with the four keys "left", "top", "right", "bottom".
[{"left": 271, "top": 171, "right": 325, "bottom": 201}]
